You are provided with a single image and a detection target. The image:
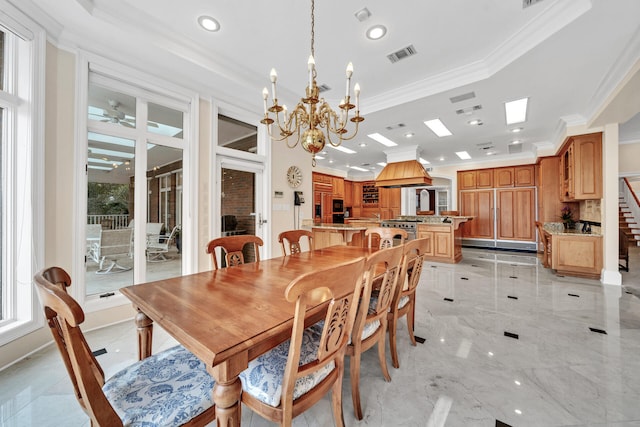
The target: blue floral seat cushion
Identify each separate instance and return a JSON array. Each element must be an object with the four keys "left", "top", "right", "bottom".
[
  {"left": 103, "top": 345, "right": 215, "bottom": 427},
  {"left": 239, "top": 326, "right": 335, "bottom": 407}
]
